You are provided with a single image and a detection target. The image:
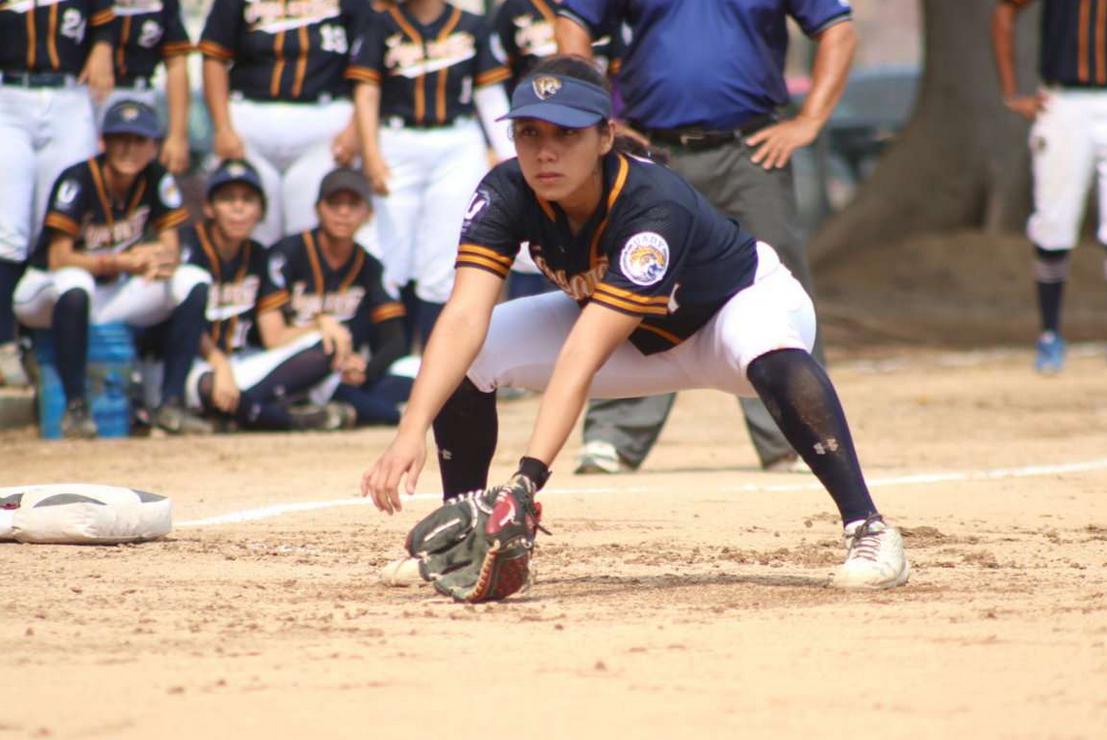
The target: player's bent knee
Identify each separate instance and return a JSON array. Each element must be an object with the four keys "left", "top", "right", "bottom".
[
  {"left": 0, "top": 484, "right": 172, "bottom": 545},
  {"left": 52, "top": 266, "right": 96, "bottom": 298},
  {"left": 169, "top": 263, "right": 212, "bottom": 304}
]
